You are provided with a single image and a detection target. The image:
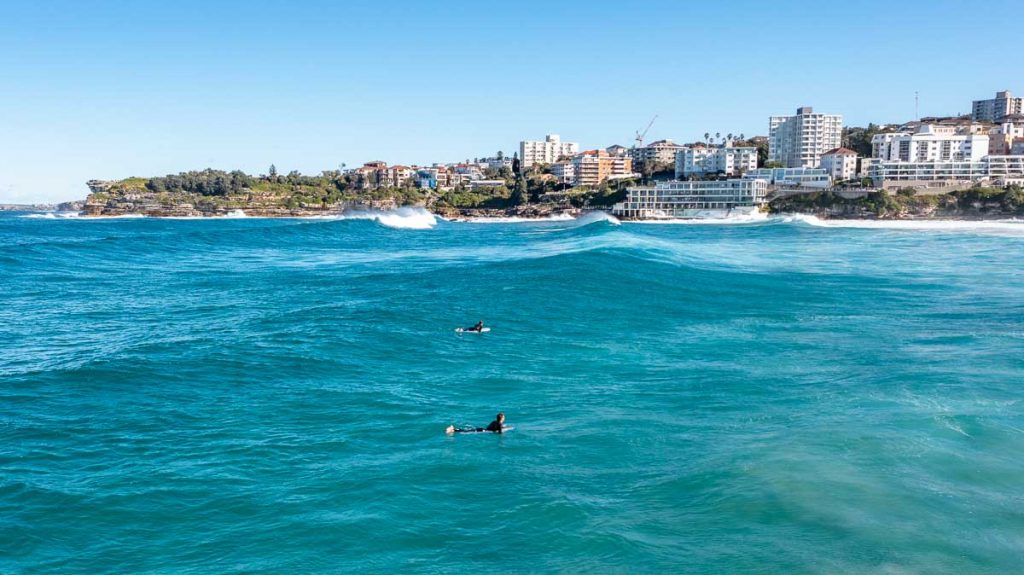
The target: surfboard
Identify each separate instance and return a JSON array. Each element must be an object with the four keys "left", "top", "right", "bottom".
[
  {"left": 446, "top": 425, "right": 514, "bottom": 434},
  {"left": 455, "top": 327, "right": 491, "bottom": 333}
]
